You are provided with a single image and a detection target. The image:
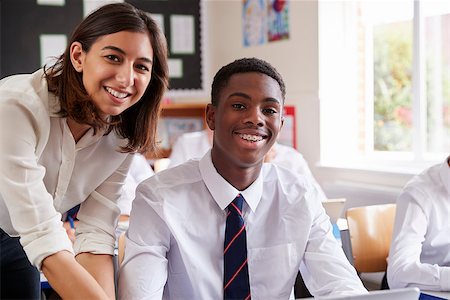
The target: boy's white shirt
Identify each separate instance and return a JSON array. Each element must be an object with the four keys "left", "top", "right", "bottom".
[{"left": 118, "top": 151, "right": 366, "bottom": 299}]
